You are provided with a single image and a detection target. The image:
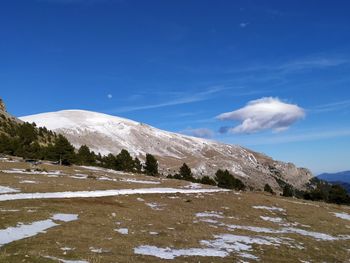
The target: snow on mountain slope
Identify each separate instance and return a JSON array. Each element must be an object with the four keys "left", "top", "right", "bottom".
[{"left": 20, "top": 110, "right": 312, "bottom": 190}]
